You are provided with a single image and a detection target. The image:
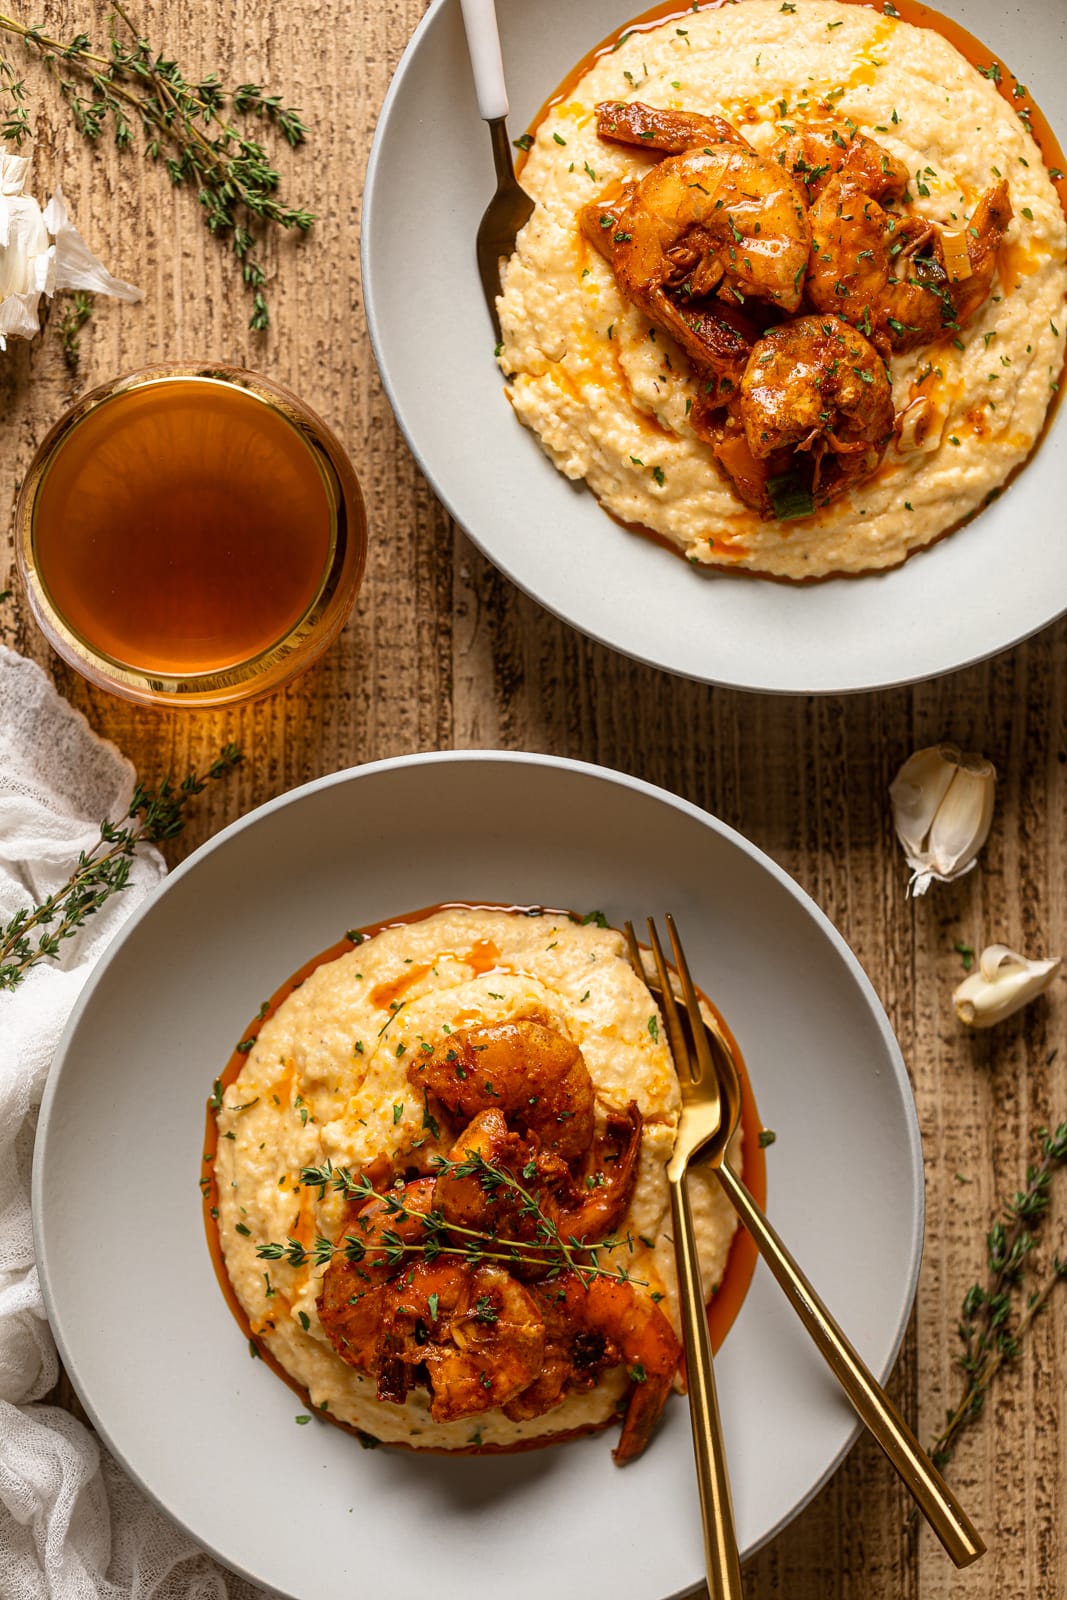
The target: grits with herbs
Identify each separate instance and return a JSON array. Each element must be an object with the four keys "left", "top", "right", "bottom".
[
  {"left": 497, "top": 0, "right": 1066, "bottom": 576},
  {"left": 213, "top": 907, "right": 741, "bottom": 1459}
]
